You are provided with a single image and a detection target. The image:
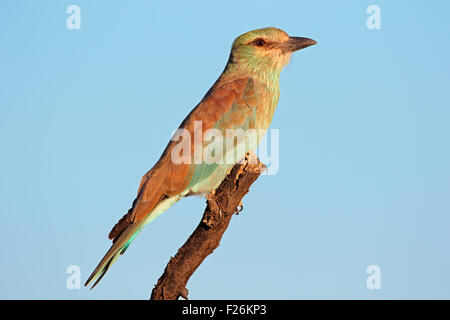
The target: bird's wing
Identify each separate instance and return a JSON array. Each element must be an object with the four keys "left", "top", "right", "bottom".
[
  {"left": 109, "top": 77, "right": 258, "bottom": 239},
  {"left": 86, "top": 77, "right": 259, "bottom": 288}
]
